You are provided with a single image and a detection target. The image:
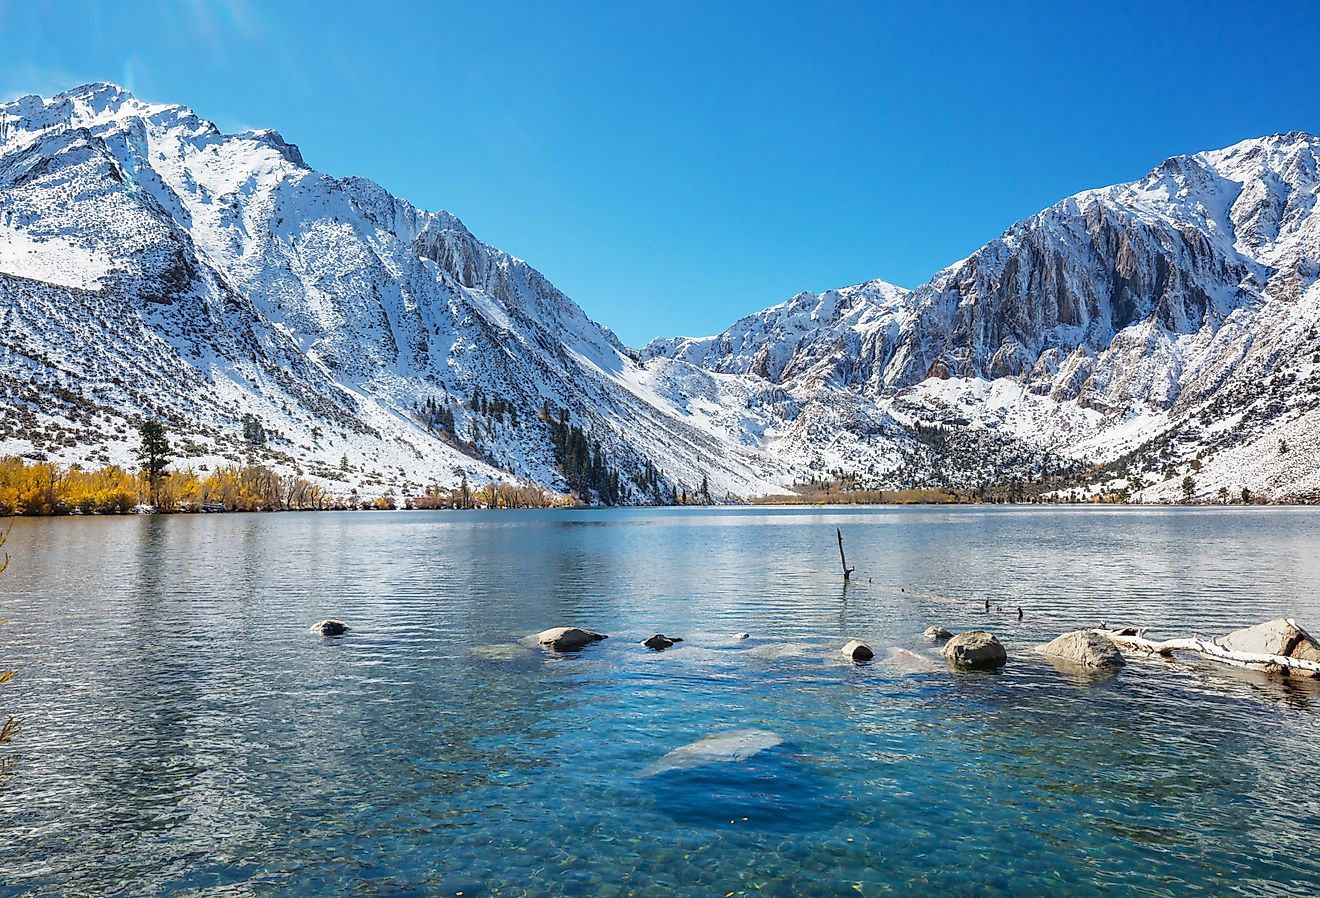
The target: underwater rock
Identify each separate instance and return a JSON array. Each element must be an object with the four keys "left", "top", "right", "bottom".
[
  {"left": 884, "top": 647, "right": 941, "bottom": 673},
  {"left": 309, "top": 619, "right": 349, "bottom": 637},
  {"left": 840, "top": 640, "right": 874, "bottom": 662},
  {"left": 943, "top": 631, "right": 1007, "bottom": 669},
  {"left": 924, "top": 626, "right": 953, "bottom": 641},
  {"left": 643, "top": 634, "right": 683, "bottom": 650},
  {"left": 535, "top": 627, "right": 607, "bottom": 652},
  {"left": 468, "top": 643, "right": 536, "bottom": 662},
  {"left": 641, "top": 729, "right": 784, "bottom": 777},
  {"left": 1036, "top": 630, "right": 1125, "bottom": 670}
]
